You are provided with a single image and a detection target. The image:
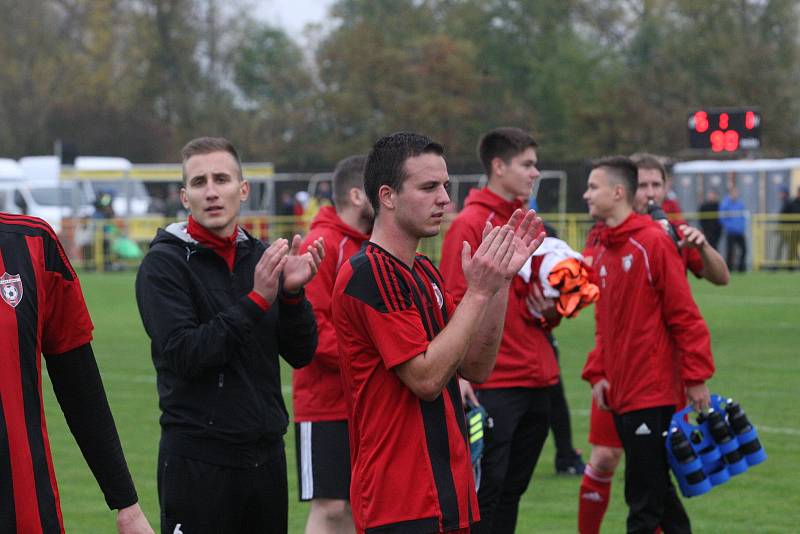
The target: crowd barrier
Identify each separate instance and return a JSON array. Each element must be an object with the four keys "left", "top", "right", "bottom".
[{"left": 58, "top": 212, "right": 800, "bottom": 272}]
